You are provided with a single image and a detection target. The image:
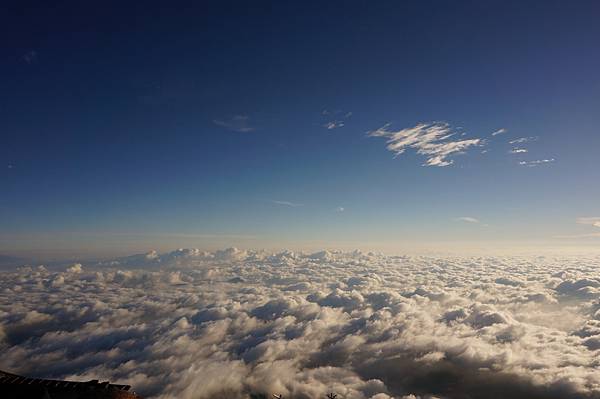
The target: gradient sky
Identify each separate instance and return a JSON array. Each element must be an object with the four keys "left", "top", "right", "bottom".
[{"left": 2, "top": 1, "right": 600, "bottom": 258}]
